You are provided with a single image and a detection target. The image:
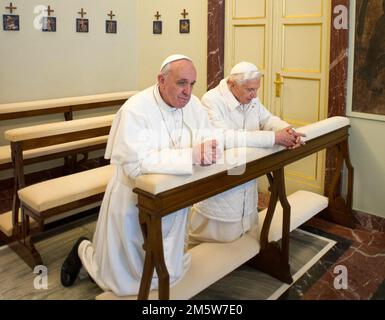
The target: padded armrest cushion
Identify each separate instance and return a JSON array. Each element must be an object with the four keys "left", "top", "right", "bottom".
[
  {"left": 135, "top": 116, "right": 350, "bottom": 195},
  {"left": 5, "top": 115, "right": 114, "bottom": 142},
  {"left": 0, "top": 136, "right": 108, "bottom": 166},
  {"left": 0, "top": 91, "right": 138, "bottom": 114}
]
